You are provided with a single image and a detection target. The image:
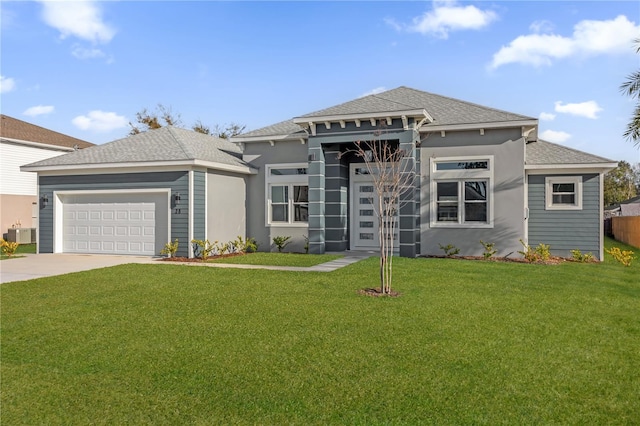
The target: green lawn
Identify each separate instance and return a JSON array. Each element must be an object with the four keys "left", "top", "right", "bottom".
[
  {"left": 207, "top": 252, "right": 342, "bottom": 267},
  {"left": 1, "top": 238, "right": 638, "bottom": 424},
  {"left": 0, "top": 243, "right": 36, "bottom": 260}
]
